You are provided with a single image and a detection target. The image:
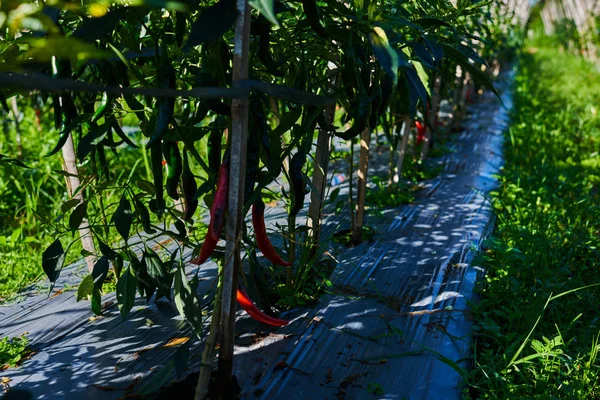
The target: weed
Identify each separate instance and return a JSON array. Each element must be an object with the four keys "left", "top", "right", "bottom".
[
  {"left": 0, "top": 335, "right": 31, "bottom": 369},
  {"left": 466, "top": 42, "right": 600, "bottom": 398}
]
